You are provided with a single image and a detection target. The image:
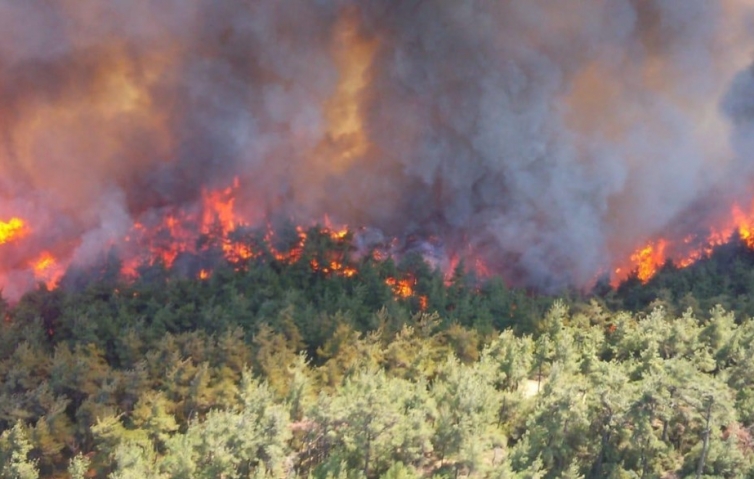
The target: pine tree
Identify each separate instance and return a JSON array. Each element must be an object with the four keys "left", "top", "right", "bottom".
[
  {"left": 310, "top": 368, "right": 433, "bottom": 477},
  {"left": 0, "top": 422, "right": 39, "bottom": 479},
  {"left": 483, "top": 330, "right": 534, "bottom": 392},
  {"left": 431, "top": 356, "right": 500, "bottom": 476},
  {"left": 67, "top": 453, "right": 91, "bottom": 479}
]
